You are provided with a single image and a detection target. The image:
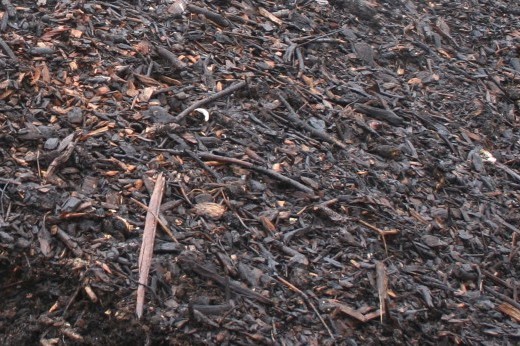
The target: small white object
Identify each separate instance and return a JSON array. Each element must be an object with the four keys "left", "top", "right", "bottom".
[
  {"left": 194, "top": 108, "right": 210, "bottom": 122},
  {"left": 480, "top": 149, "right": 496, "bottom": 164}
]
